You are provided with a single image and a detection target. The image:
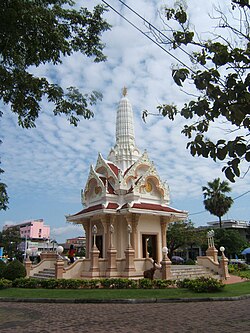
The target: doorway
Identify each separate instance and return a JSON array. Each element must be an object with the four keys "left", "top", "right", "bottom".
[
  {"left": 92, "top": 235, "right": 103, "bottom": 258},
  {"left": 142, "top": 234, "right": 158, "bottom": 261}
]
